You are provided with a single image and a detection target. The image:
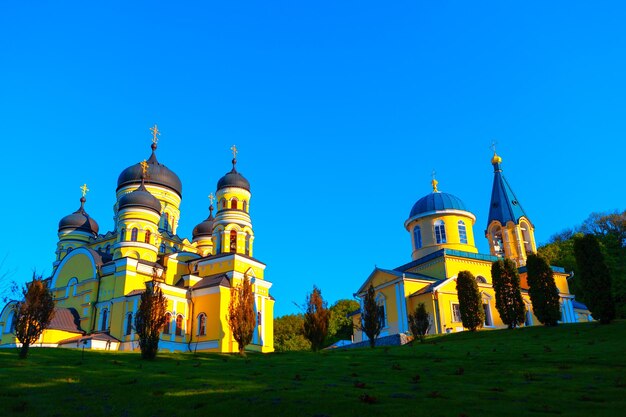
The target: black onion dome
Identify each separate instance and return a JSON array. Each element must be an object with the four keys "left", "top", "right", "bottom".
[
  {"left": 59, "top": 197, "right": 100, "bottom": 235},
  {"left": 117, "top": 143, "right": 182, "bottom": 197},
  {"left": 192, "top": 206, "right": 215, "bottom": 239},
  {"left": 118, "top": 183, "right": 162, "bottom": 214},
  {"left": 217, "top": 159, "right": 250, "bottom": 191}
]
